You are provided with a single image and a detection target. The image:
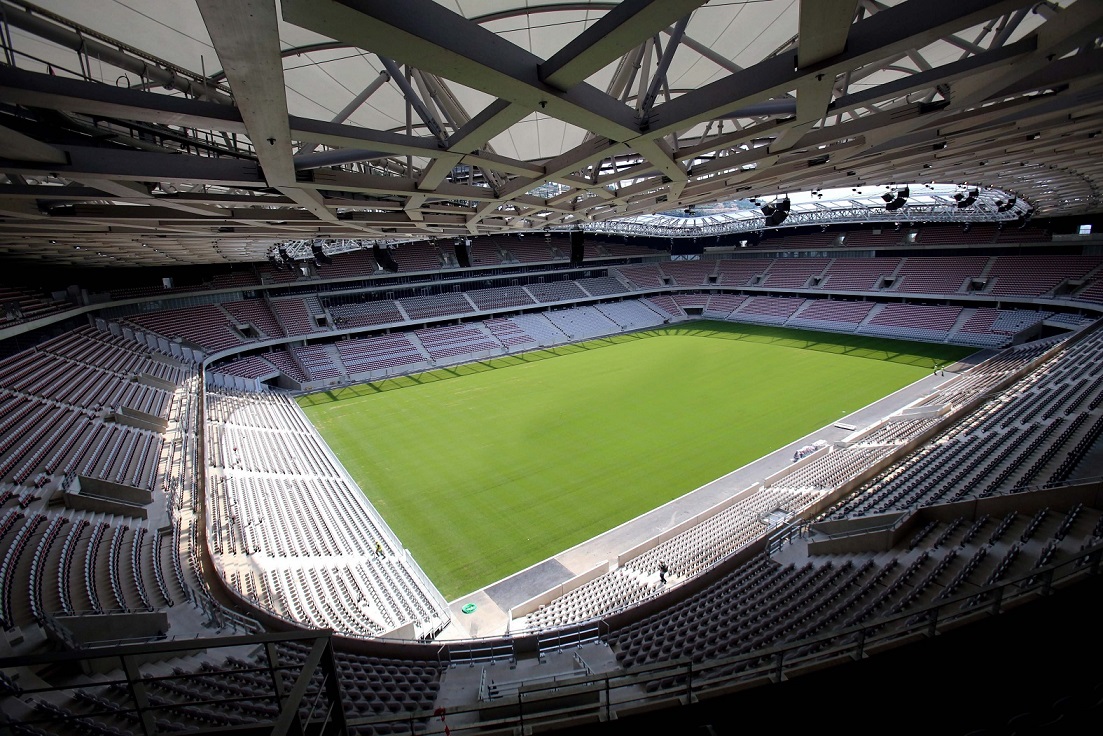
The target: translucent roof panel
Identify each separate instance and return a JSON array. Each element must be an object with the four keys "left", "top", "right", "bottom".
[{"left": 0, "top": 0, "right": 1096, "bottom": 266}]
